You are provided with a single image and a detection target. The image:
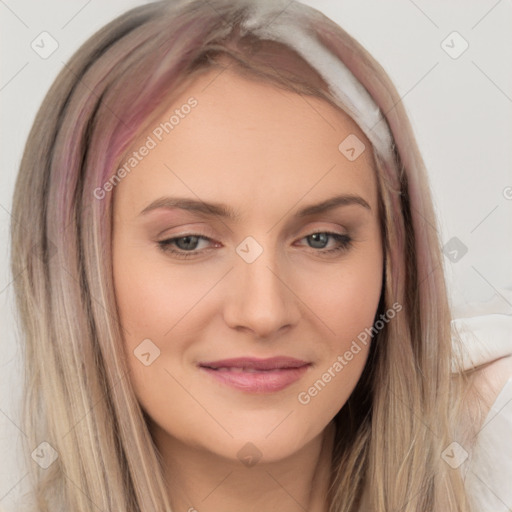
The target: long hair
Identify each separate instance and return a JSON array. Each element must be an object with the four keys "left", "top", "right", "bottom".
[{"left": 10, "top": 0, "right": 482, "bottom": 510}]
